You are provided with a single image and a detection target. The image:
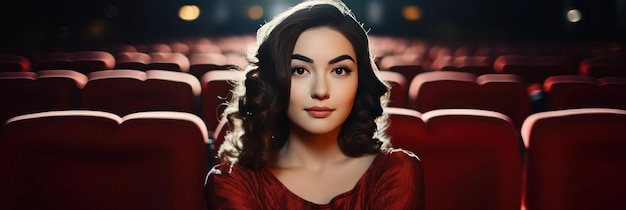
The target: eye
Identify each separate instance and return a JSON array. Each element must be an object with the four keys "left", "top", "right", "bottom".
[
  {"left": 331, "top": 67, "right": 352, "bottom": 76},
  {"left": 291, "top": 67, "right": 309, "bottom": 77}
]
